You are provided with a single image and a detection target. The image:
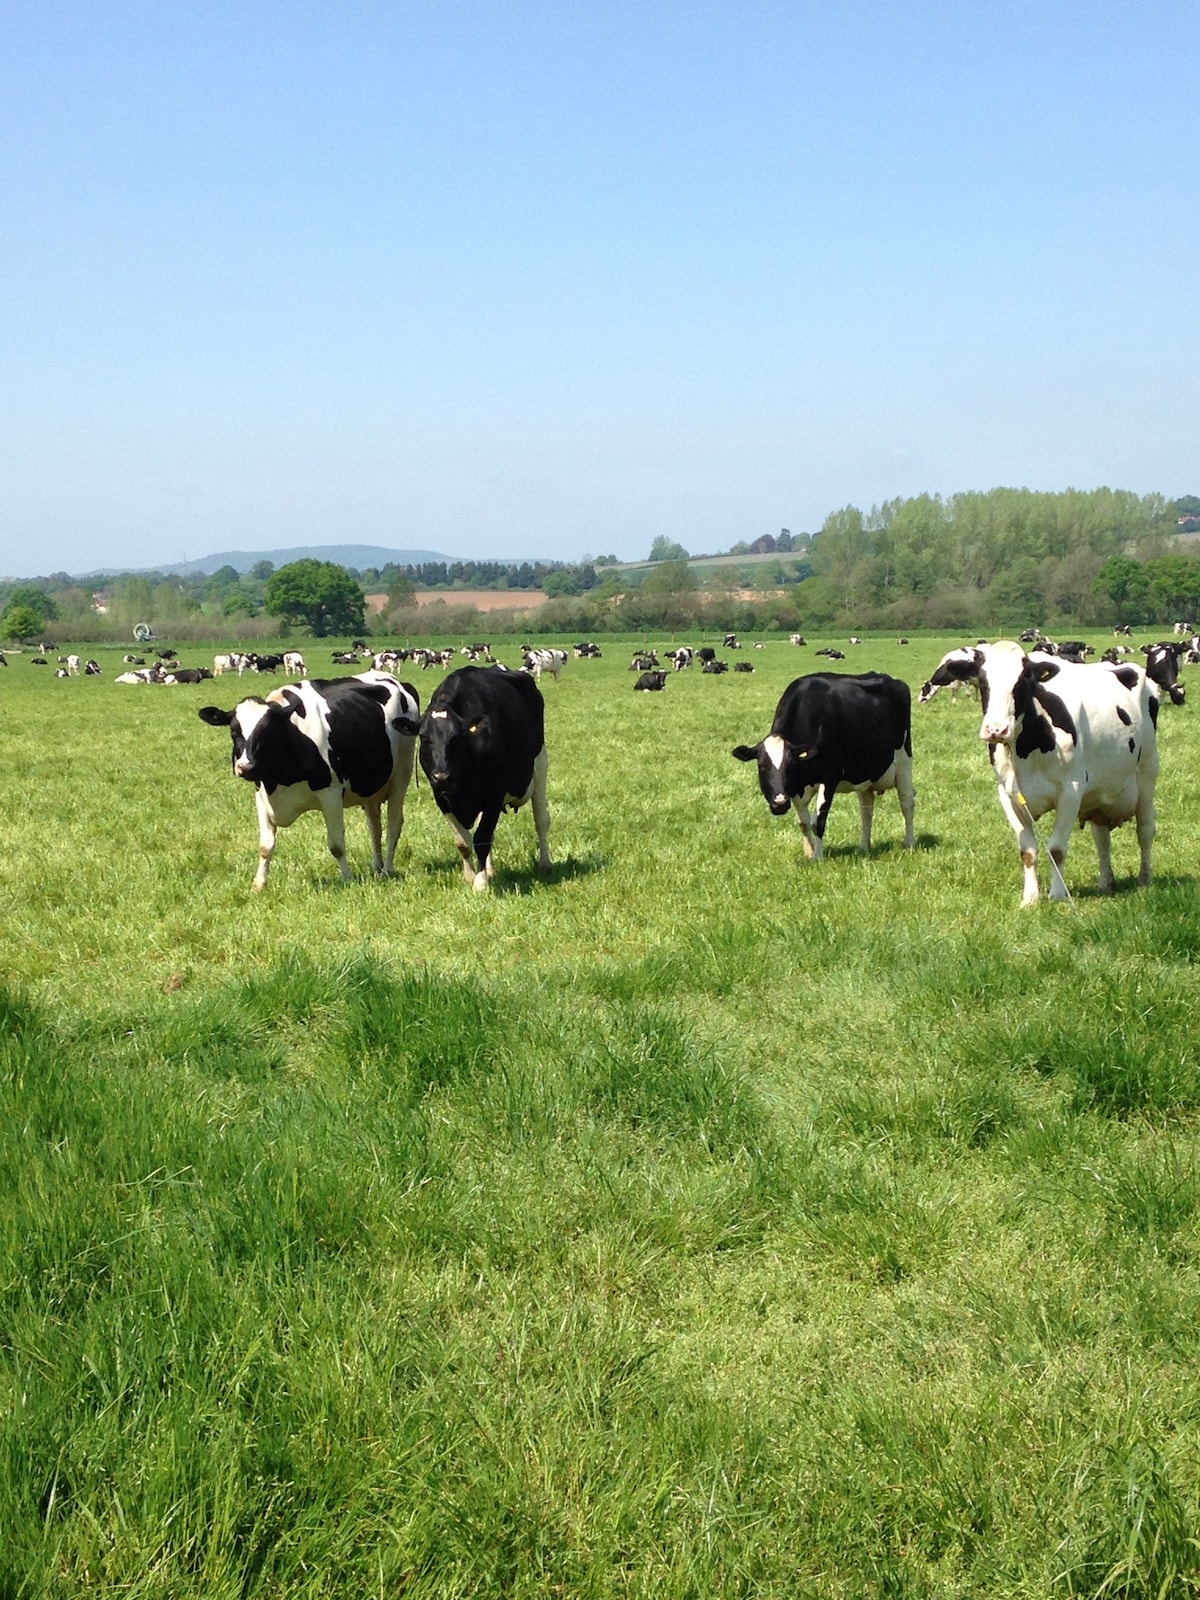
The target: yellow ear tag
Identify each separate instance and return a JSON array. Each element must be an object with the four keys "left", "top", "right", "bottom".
[
  {"left": 468, "top": 722, "right": 480, "bottom": 734},
  {"left": 1017, "top": 791, "right": 1028, "bottom": 806}
]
